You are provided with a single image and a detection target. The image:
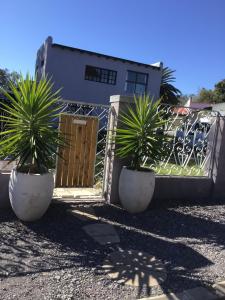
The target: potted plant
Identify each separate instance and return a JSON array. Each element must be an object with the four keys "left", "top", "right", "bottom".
[
  {"left": 0, "top": 74, "right": 64, "bottom": 221},
  {"left": 116, "top": 95, "right": 168, "bottom": 213}
]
